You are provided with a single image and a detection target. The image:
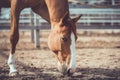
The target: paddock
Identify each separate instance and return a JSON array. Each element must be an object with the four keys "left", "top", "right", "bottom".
[
  {"left": 0, "top": 30, "right": 120, "bottom": 80},
  {"left": 0, "top": 2, "right": 120, "bottom": 79}
]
